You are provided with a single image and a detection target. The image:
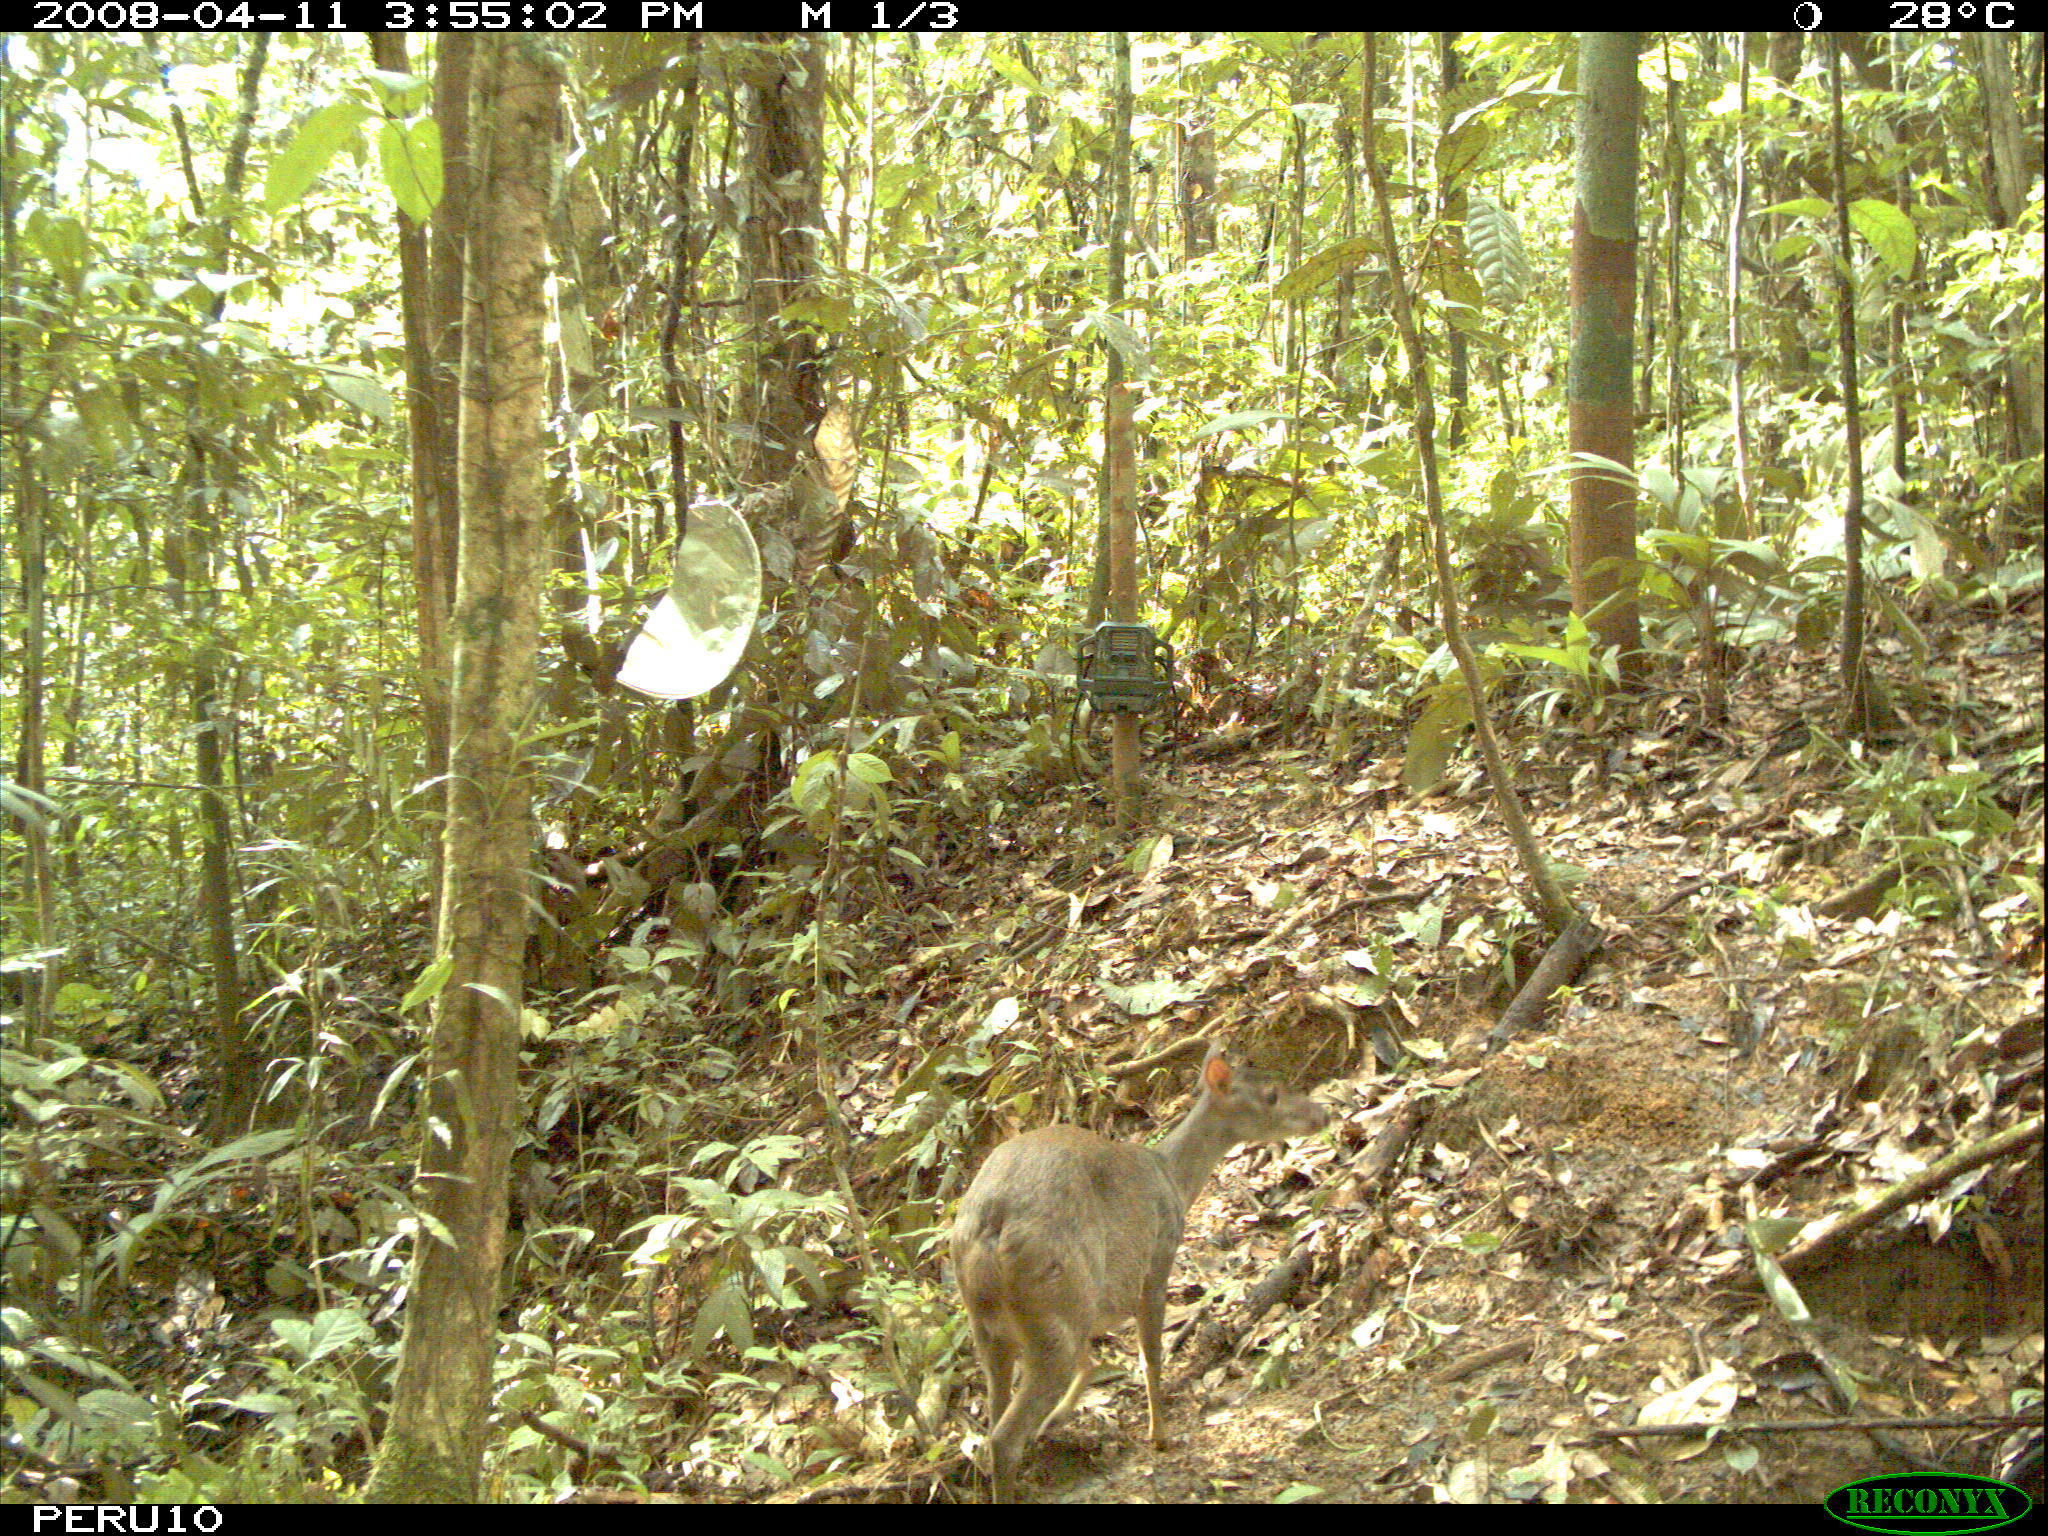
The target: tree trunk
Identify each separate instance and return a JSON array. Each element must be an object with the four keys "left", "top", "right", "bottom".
[
  {"left": 736, "top": 34, "right": 827, "bottom": 494},
  {"left": 1567, "top": 32, "right": 1644, "bottom": 664},
  {"left": 372, "top": 32, "right": 463, "bottom": 937},
  {"left": 1970, "top": 34, "right": 2044, "bottom": 461},
  {"left": 366, "top": 36, "right": 560, "bottom": 1504}
]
